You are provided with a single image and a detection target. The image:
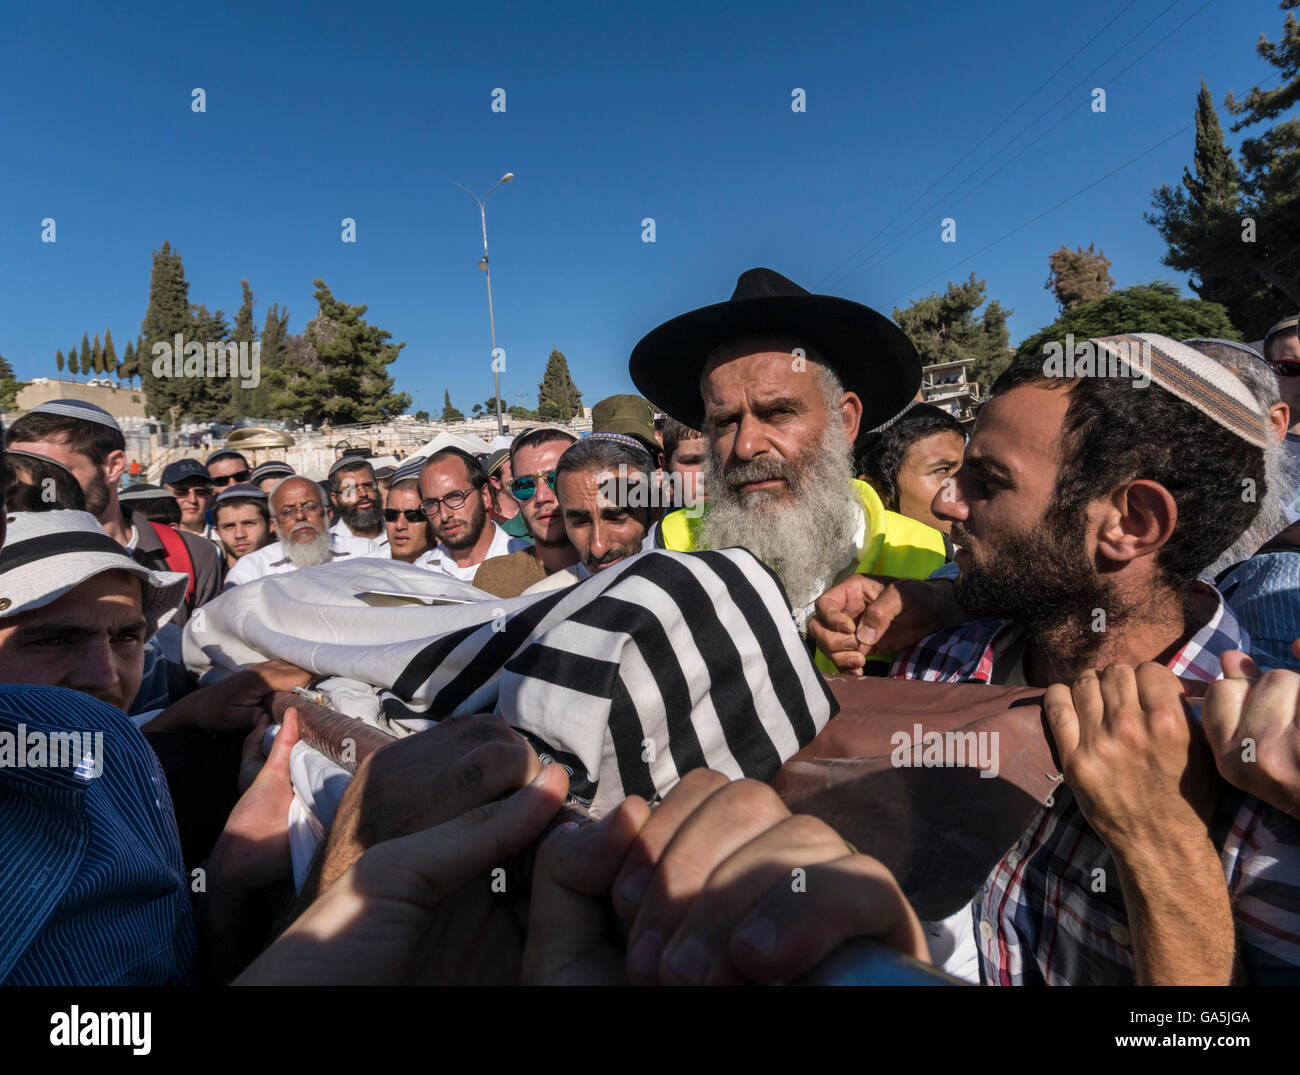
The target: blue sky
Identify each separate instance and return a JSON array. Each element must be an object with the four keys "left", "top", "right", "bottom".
[{"left": 0, "top": 0, "right": 1288, "bottom": 417}]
